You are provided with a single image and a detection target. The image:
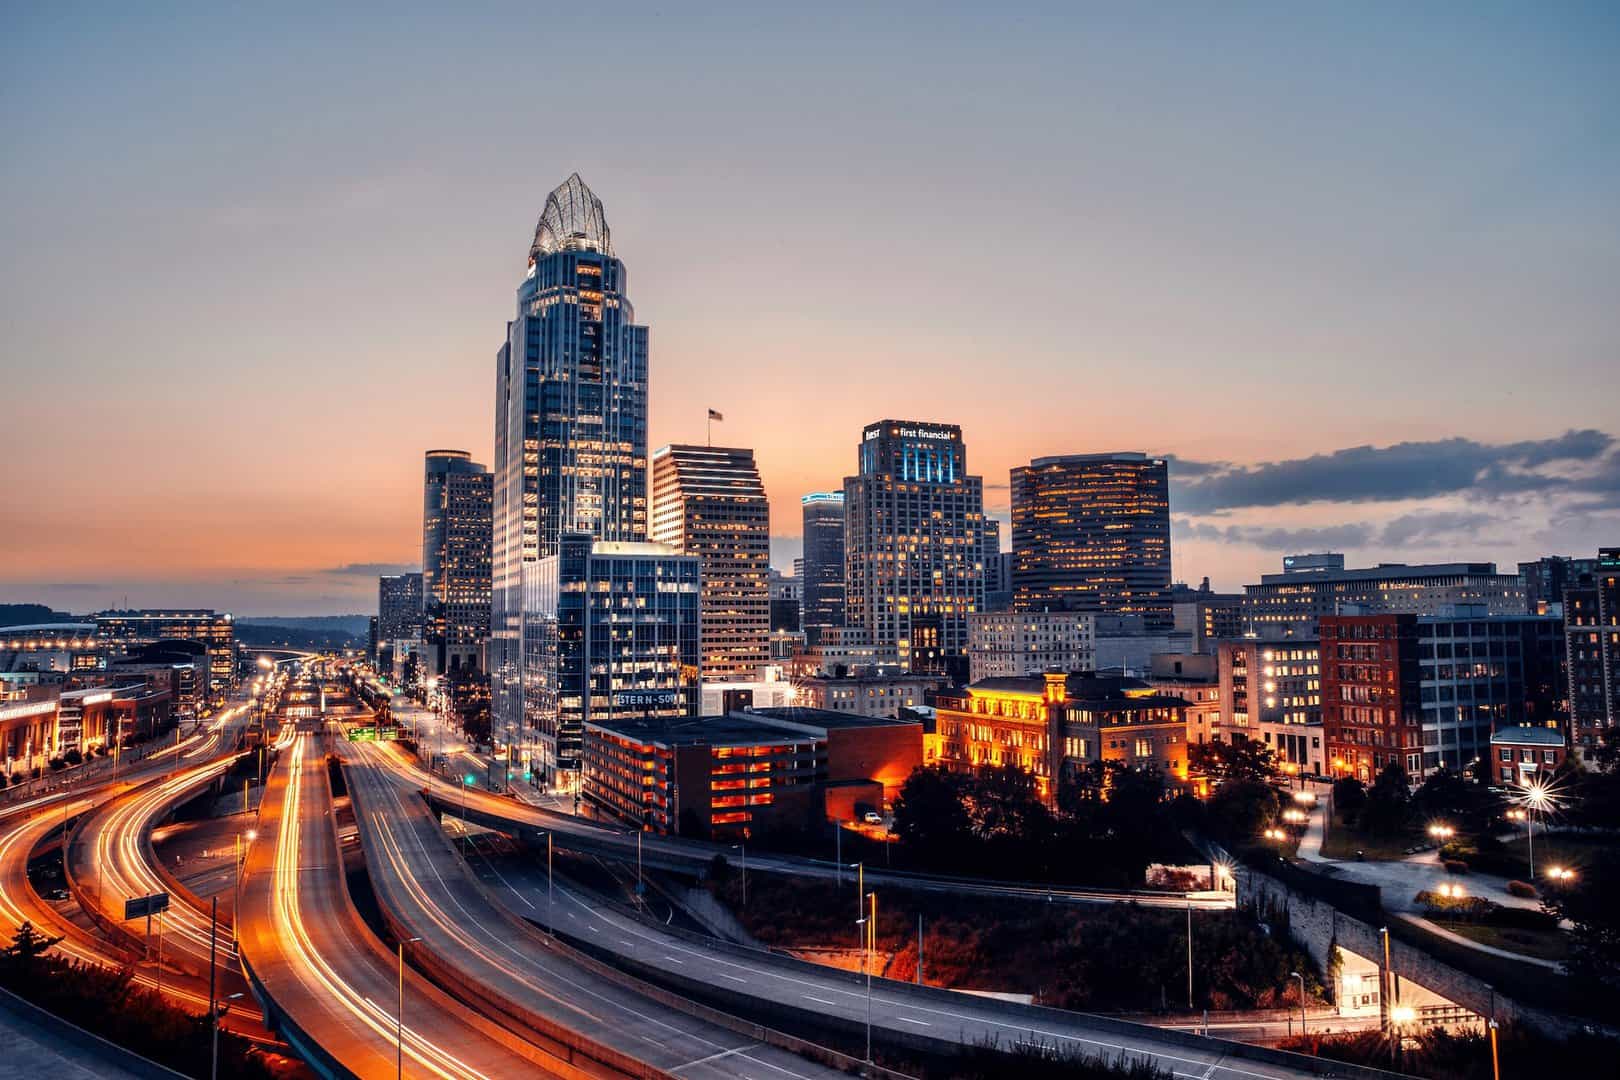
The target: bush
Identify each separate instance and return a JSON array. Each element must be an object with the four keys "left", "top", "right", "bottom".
[
  {"left": 8, "top": 773, "right": 22, "bottom": 786},
  {"left": 63, "top": 749, "right": 83, "bottom": 766},
  {"left": 1507, "top": 880, "right": 1538, "bottom": 899},
  {"left": 1486, "top": 906, "right": 1559, "bottom": 931},
  {"left": 48, "top": 757, "right": 65, "bottom": 772},
  {"left": 1443, "top": 859, "right": 1469, "bottom": 874},
  {"left": 1416, "top": 891, "right": 1493, "bottom": 920}
]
